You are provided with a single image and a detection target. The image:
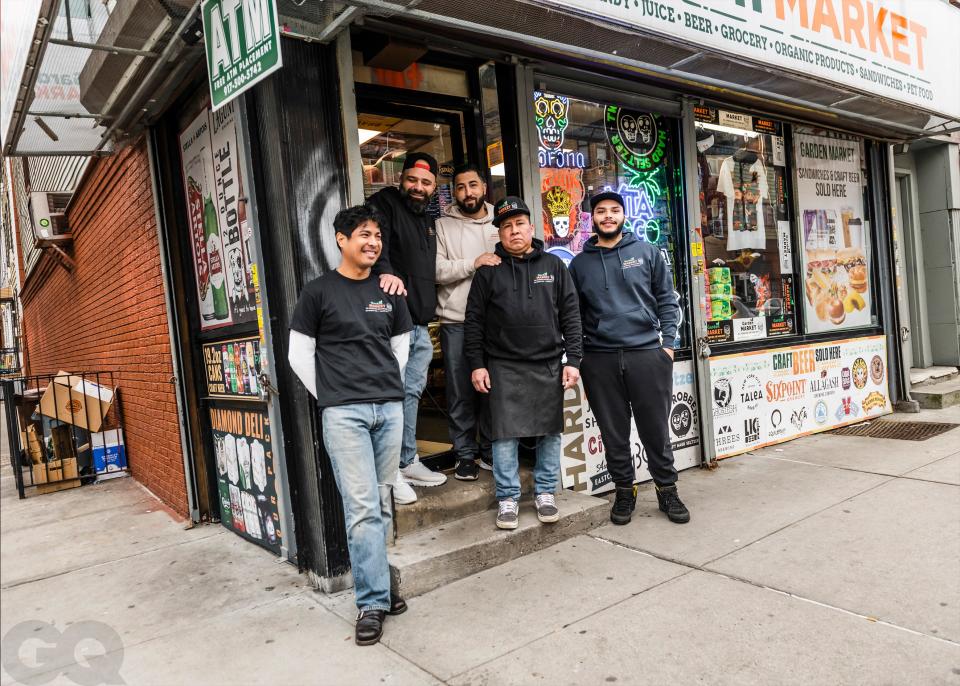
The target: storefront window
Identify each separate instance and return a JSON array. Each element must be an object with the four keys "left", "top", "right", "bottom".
[
  {"left": 792, "top": 127, "right": 874, "bottom": 333},
  {"left": 695, "top": 107, "right": 795, "bottom": 344},
  {"left": 532, "top": 89, "right": 687, "bottom": 348}
]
